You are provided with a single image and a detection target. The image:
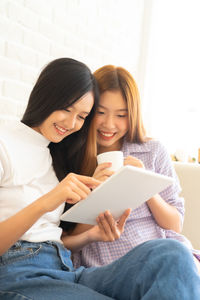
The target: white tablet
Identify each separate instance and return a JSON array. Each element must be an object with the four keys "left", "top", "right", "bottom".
[{"left": 60, "top": 165, "right": 174, "bottom": 225}]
